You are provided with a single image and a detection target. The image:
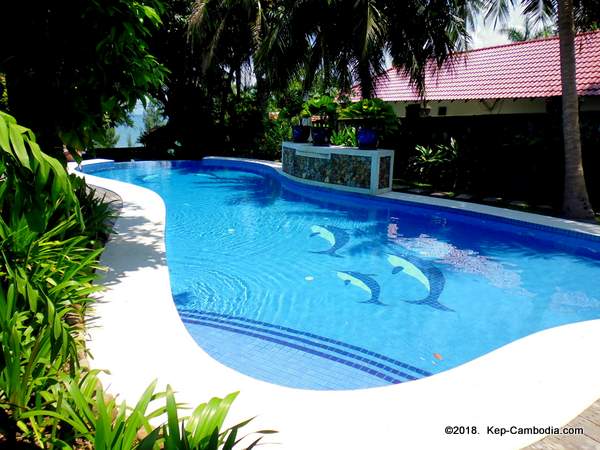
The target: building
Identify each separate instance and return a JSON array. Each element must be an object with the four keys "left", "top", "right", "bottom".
[{"left": 355, "top": 30, "right": 600, "bottom": 117}]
